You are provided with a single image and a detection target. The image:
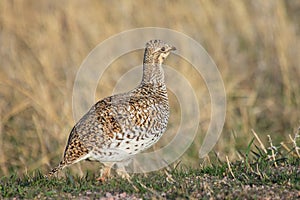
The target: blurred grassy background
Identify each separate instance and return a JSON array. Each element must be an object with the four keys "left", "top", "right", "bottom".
[{"left": 0, "top": 0, "right": 299, "bottom": 177}]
